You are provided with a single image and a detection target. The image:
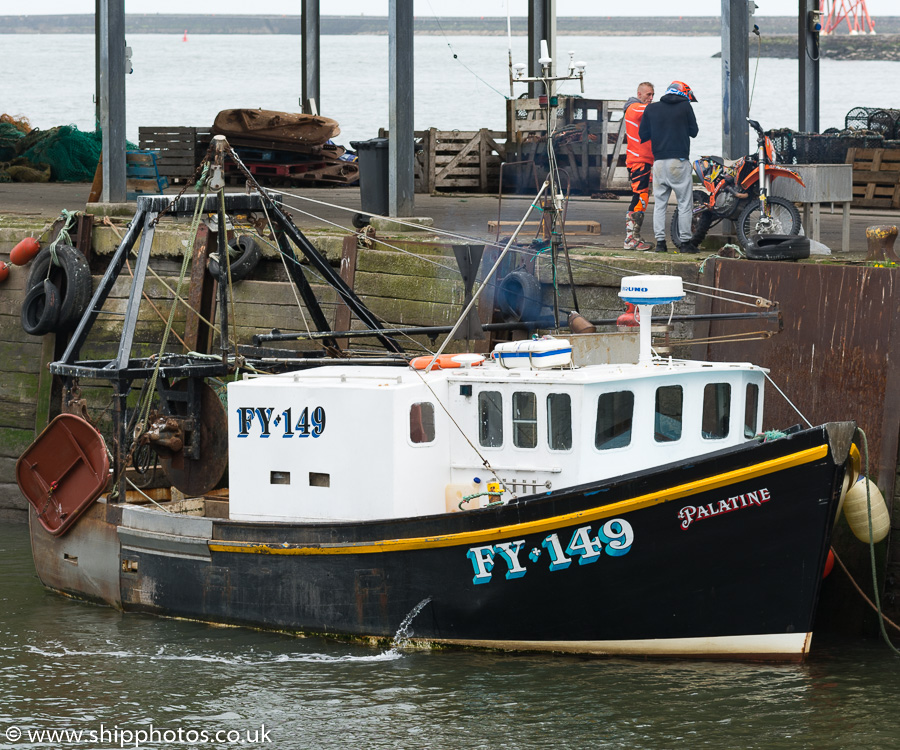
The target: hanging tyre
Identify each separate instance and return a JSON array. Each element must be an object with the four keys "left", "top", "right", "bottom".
[
  {"left": 736, "top": 197, "right": 801, "bottom": 249},
  {"left": 208, "top": 234, "right": 262, "bottom": 282},
  {"left": 25, "top": 245, "right": 92, "bottom": 332},
  {"left": 497, "top": 270, "right": 542, "bottom": 322},
  {"left": 744, "top": 233, "right": 810, "bottom": 261},
  {"left": 21, "top": 278, "right": 62, "bottom": 336},
  {"left": 670, "top": 189, "right": 713, "bottom": 246}
]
